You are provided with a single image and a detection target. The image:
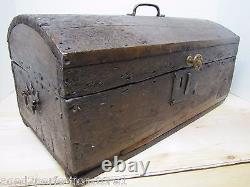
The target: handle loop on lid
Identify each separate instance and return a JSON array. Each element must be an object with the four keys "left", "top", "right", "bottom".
[{"left": 127, "top": 3, "right": 165, "bottom": 17}]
